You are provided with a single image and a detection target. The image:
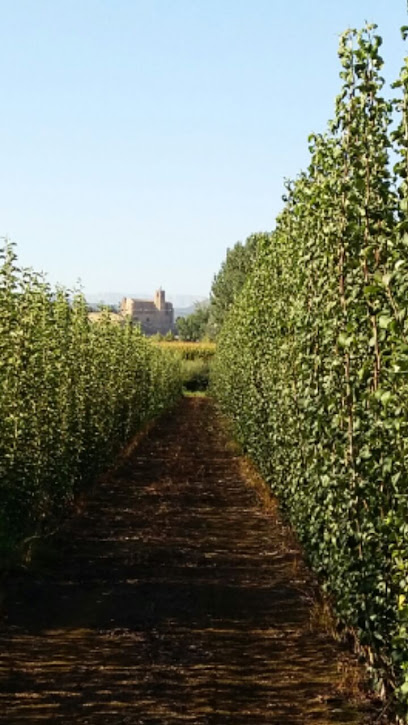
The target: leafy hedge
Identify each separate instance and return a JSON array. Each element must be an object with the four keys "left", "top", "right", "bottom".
[
  {"left": 0, "top": 242, "right": 182, "bottom": 558},
  {"left": 212, "top": 25, "right": 408, "bottom": 716}
]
